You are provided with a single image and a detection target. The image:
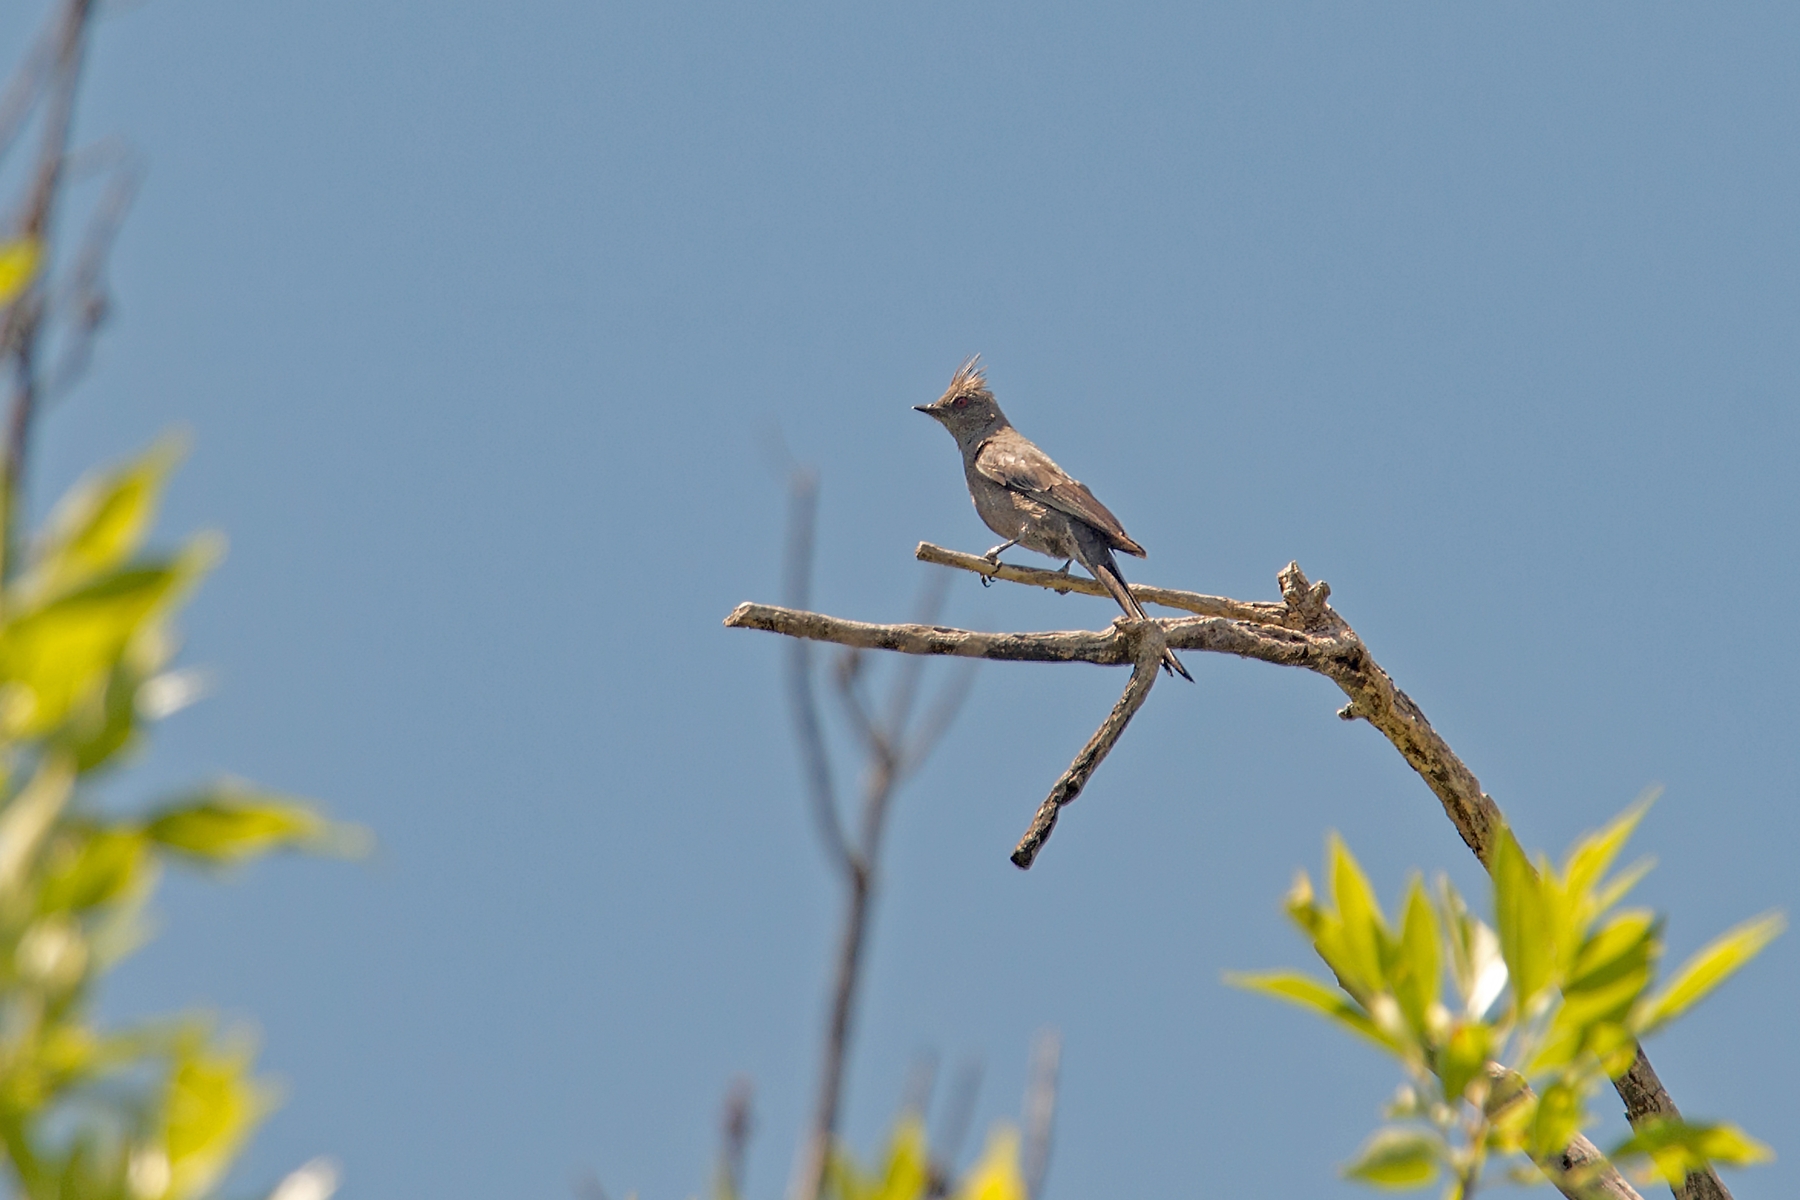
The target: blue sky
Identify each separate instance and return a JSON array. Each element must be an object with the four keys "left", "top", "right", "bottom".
[{"left": 6, "top": 2, "right": 1797, "bottom": 1197}]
